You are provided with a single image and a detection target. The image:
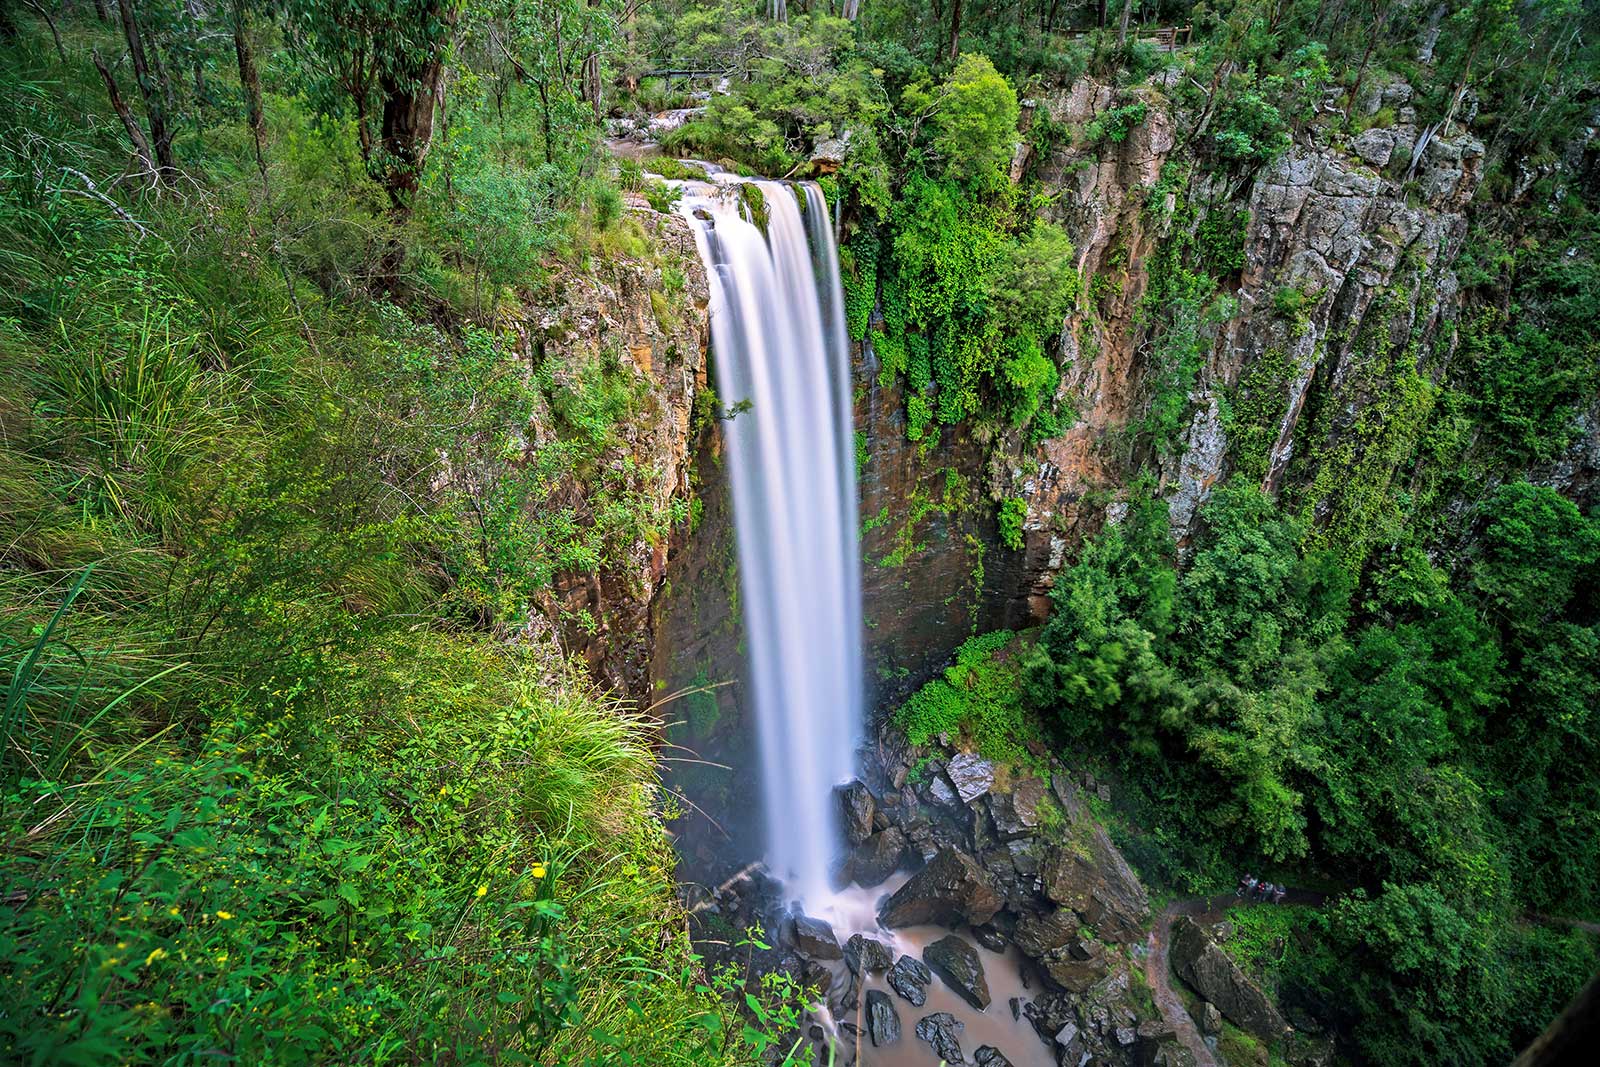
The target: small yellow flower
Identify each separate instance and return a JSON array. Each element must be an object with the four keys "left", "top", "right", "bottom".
[
  {"left": 145, "top": 948, "right": 168, "bottom": 967},
  {"left": 168, "top": 907, "right": 180, "bottom": 917},
  {"left": 215, "top": 910, "right": 234, "bottom": 921},
  {"left": 474, "top": 884, "right": 488, "bottom": 898},
  {"left": 531, "top": 863, "right": 547, "bottom": 880}
]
